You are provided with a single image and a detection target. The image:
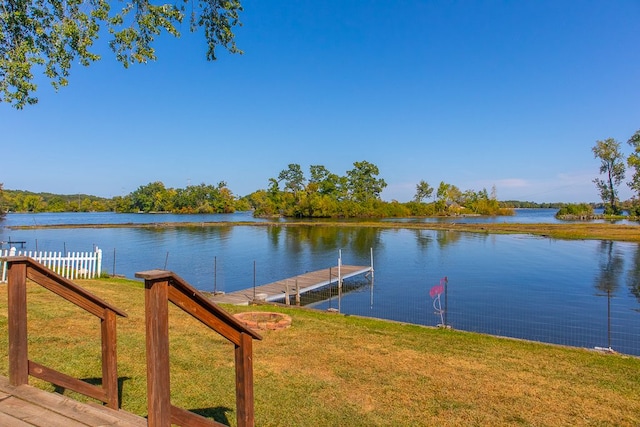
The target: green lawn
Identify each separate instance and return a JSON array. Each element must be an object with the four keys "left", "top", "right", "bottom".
[{"left": 0, "top": 277, "right": 639, "bottom": 426}]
